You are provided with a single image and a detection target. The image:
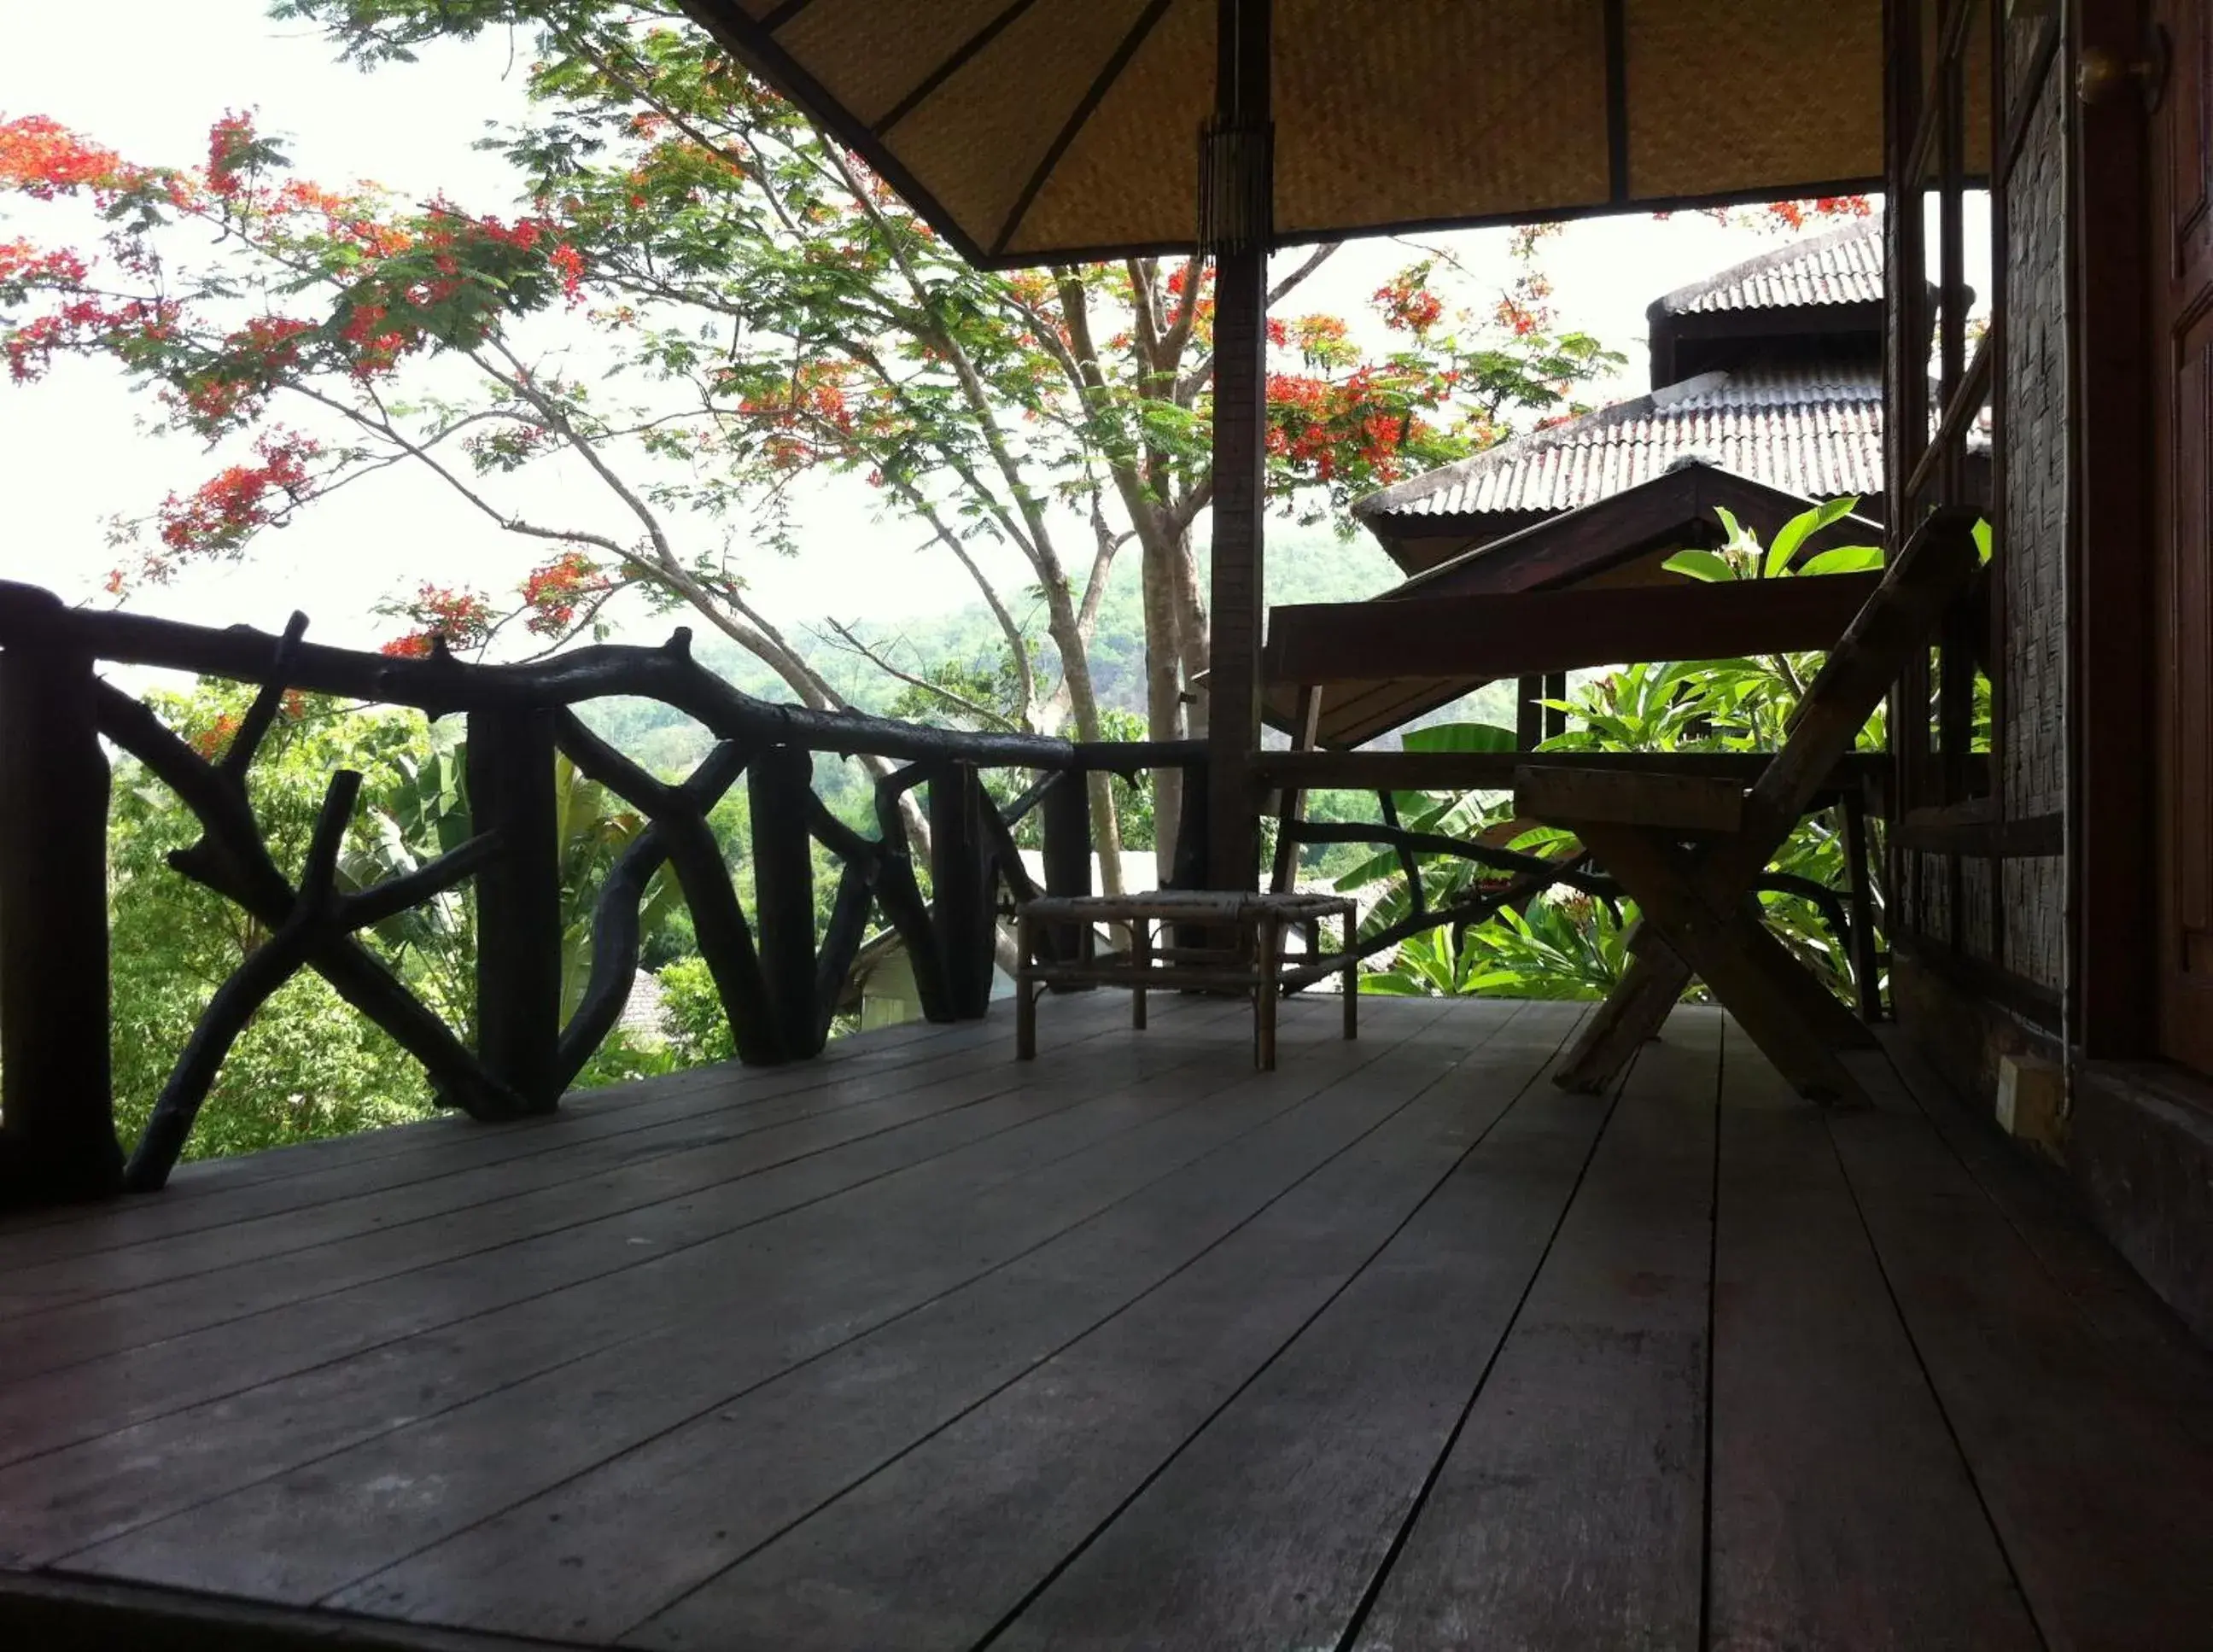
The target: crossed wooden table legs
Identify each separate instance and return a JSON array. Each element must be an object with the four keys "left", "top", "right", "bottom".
[{"left": 1543, "top": 813, "right": 1876, "bottom": 1102}]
